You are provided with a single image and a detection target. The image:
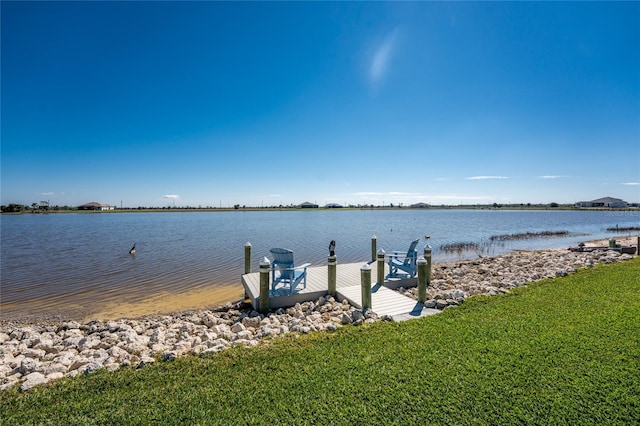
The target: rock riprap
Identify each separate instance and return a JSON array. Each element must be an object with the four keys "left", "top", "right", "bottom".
[
  {"left": 0, "top": 248, "right": 634, "bottom": 392},
  {"left": 397, "top": 249, "right": 633, "bottom": 308},
  {"left": 0, "top": 297, "right": 364, "bottom": 392}
]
